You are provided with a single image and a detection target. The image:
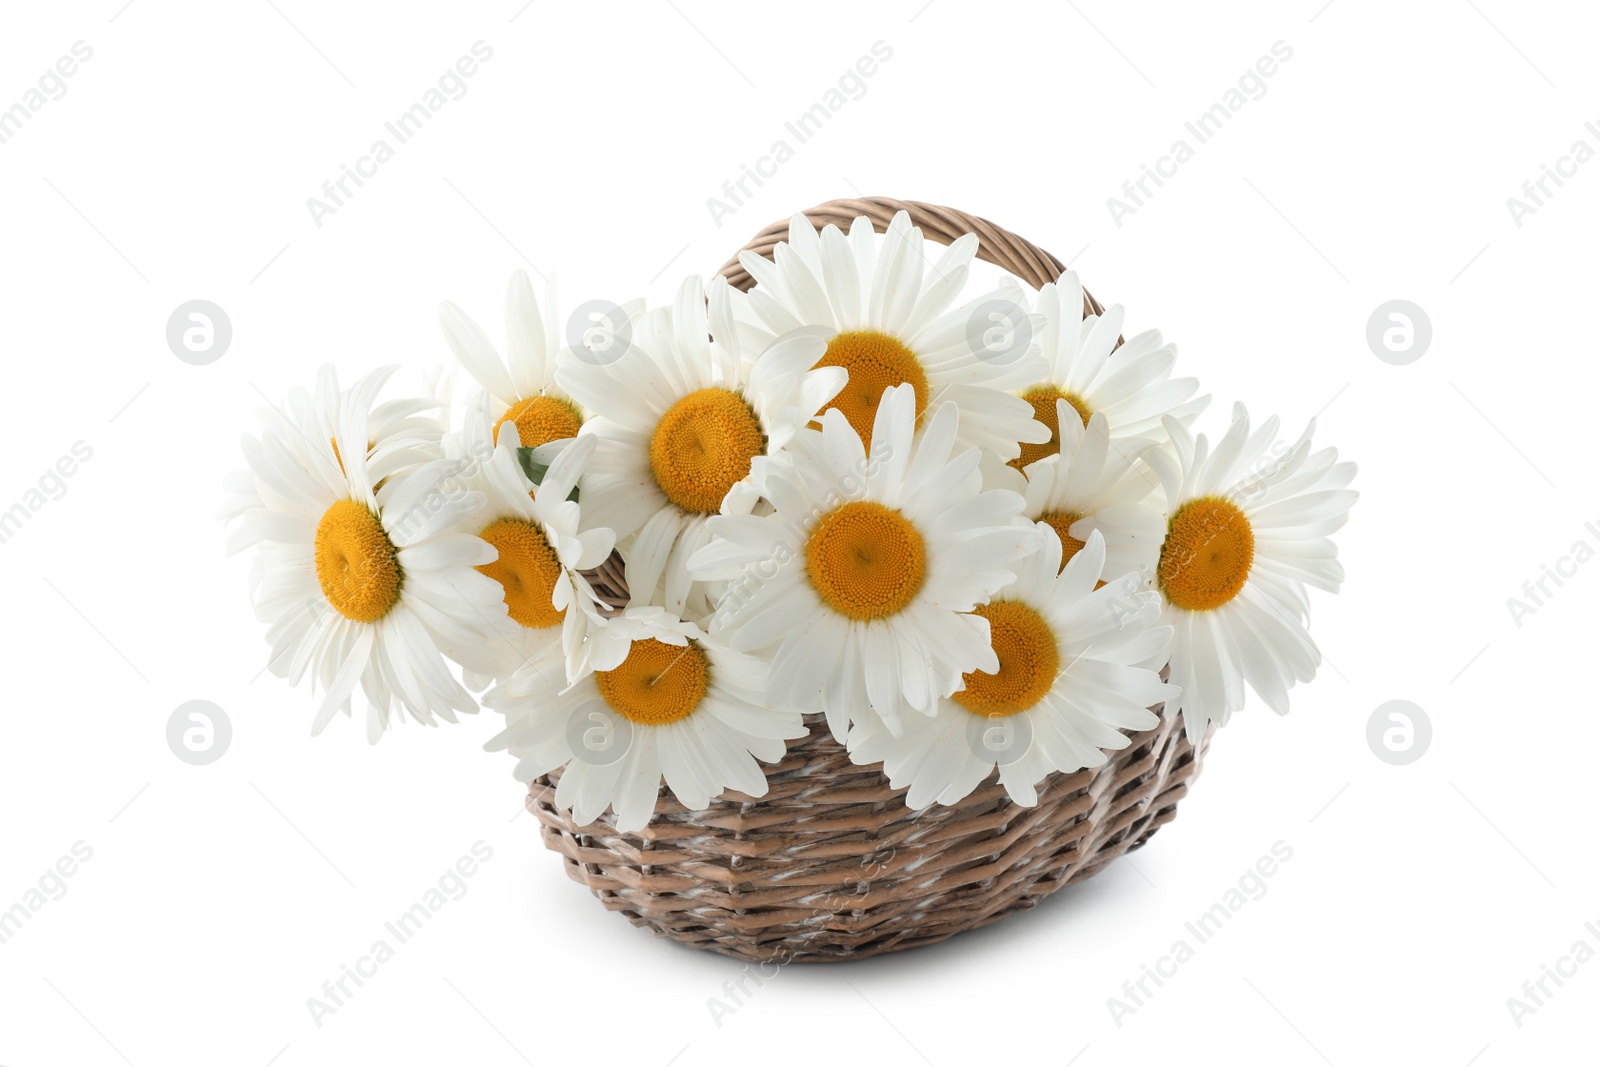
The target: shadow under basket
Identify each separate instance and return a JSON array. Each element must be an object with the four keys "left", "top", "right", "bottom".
[{"left": 524, "top": 197, "right": 1216, "bottom": 962}]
